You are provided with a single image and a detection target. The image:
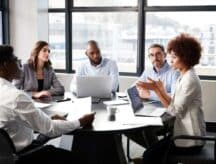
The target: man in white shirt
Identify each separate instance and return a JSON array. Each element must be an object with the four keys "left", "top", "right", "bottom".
[
  {"left": 70, "top": 40, "right": 119, "bottom": 92},
  {"left": 0, "top": 45, "right": 95, "bottom": 163}
]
